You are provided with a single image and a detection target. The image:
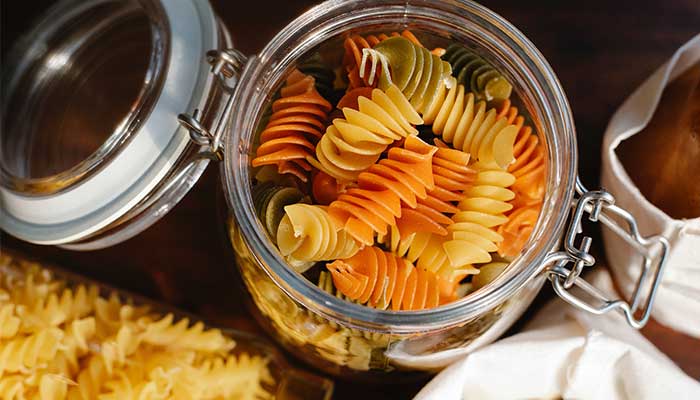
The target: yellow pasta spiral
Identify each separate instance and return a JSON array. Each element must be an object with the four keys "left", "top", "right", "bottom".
[
  {"left": 311, "top": 84, "right": 422, "bottom": 182},
  {"left": 423, "top": 76, "right": 518, "bottom": 170},
  {"left": 0, "top": 376, "right": 24, "bottom": 400},
  {"left": 198, "top": 353, "right": 274, "bottom": 399},
  {"left": 276, "top": 204, "right": 361, "bottom": 265},
  {"left": 139, "top": 314, "right": 235, "bottom": 354},
  {"left": 0, "top": 304, "right": 20, "bottom": 340},
  {"left": 17, "top": 284, "right": 99, "bottom": 333},
  {"left": 444, "top": 168, "right": 514, "bottom": 267},
  {"left": 0, "top": 328, "right": 63, "bottom": 377}
]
